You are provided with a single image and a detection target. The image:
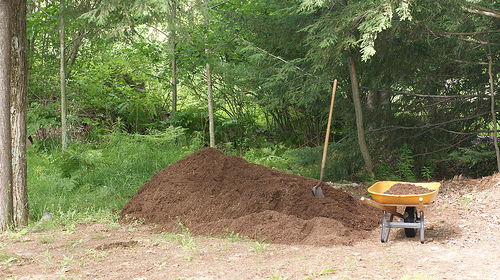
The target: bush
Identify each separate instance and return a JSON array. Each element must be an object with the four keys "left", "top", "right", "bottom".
[
  {"left": 448, "top": 147, "right": 497, "bottom": 178},
  {"left": 283, "top": 138, "right": 365, "bottom": 181}
]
